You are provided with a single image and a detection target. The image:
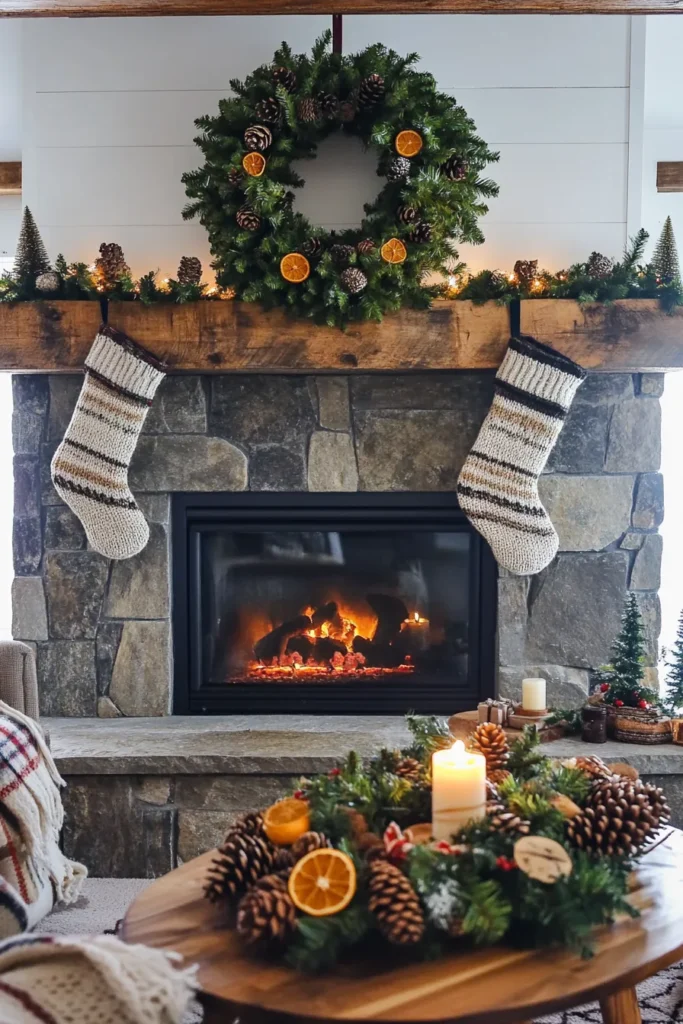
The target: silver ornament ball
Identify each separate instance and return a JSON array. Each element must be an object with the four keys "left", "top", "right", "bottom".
[{"left": 35, "top": 271, "right": 61, "bottom": 294}]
